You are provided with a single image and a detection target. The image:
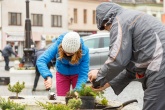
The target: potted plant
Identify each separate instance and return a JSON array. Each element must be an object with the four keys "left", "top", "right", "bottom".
[
  {"left": 67, "top": 98, "right": 82, "bottom": 110},
  {"left": 65, "top": 90, "right": 77, "bottom": 105},
  {"left": 8, "top": 81, "right": 25, "bottom": 99},
  {"left": 95, "top": 96, "right": 109, "bottom": 109},
  {"left": 0, "top": 97, "right": 26, "bottom": 110},
  {"left": 36, "top": 101, "right": 71, "bottom": 110},
  {"left": 77, "top": 84, "right": 97, "bottom": 109},
  {"left": 17, "top": 57, "right": 24, "bottom": 68}
]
